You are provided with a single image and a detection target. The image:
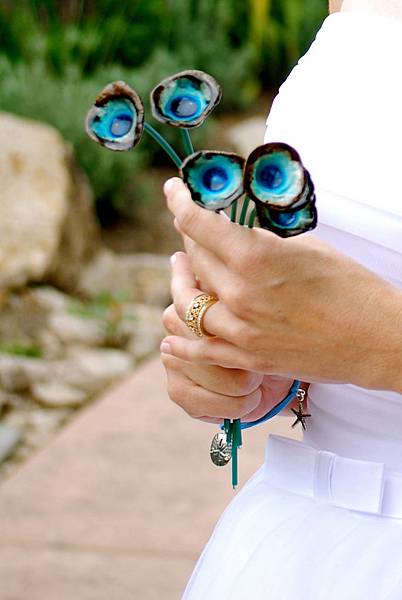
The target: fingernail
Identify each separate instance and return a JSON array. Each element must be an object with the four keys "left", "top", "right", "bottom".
[
  {"left": 160, "top": 341, "right": 172, "bottom": 354},
  {"left": 170, "top": 253, "right": 177, "bottom": 266},
  {"left": 163, "top": 178, "right": 175, "bottom": 195}
]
